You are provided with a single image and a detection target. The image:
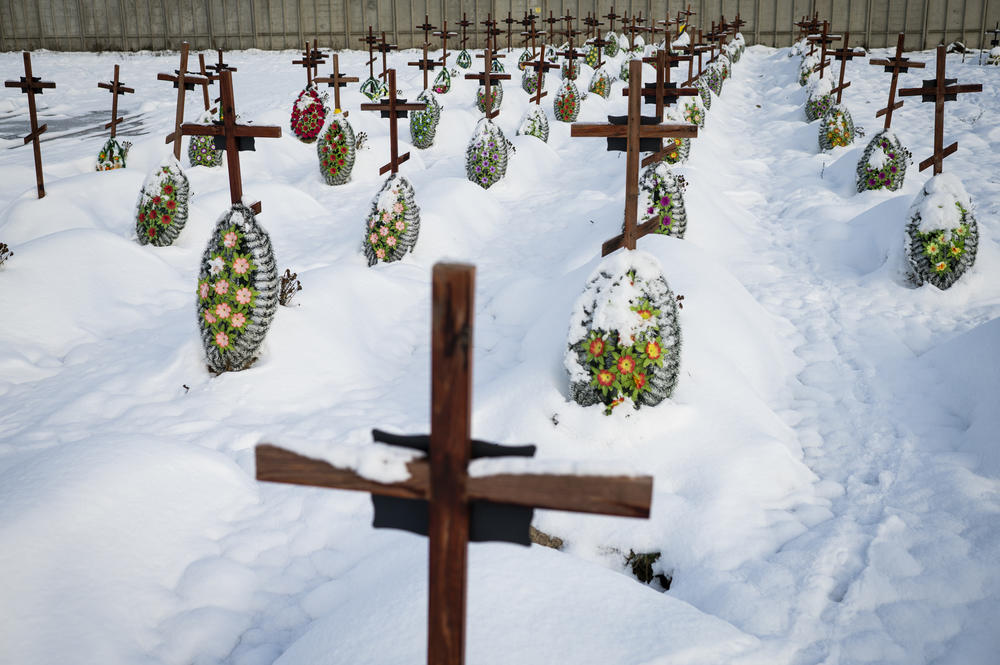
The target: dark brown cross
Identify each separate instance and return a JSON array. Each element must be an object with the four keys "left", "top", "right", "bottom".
[
  {"left": 306, "top": 40, "right": 327, "bottom": 80},
  {"left": 197, "top": 53, "right": 217, "bottom": 111},
  {"left": 560, "top": 12, "right": 580, "bottom": 42},
  {"left": 730, "top": 14, "right": 746, "bottom": 36},
  {"left": 359, "top": 69, "right": 427, "bottom": 175},
  {"left": 583, "top": 13, "right": 601, "bottom": 39},
  {"left": 157, "top": 42, "right": 209, "bottom": 160},
  {"left": 795, "top": 16, "right": 811, "bottom": 40},
  {"left": 377, "top": 32, "right": 398, "bottom": 83},
  {"left": 4, "top": 52, "right": 55, "bottom": 199},
  {"left": 899, "top": 44, "right": 982, "bottom": 174},
  {"left": 572, "top": 59, "right": 698, "bottom": 256},
  {"left": 544, "top": 11, "right": 560, "bottom": 40},
  {"left": 180, "top": 69, "right": 280, "bottom": 214},
  {"left": 520, "top": 22, "right": 546, "bottom": 57},
  {"left": 292, "top": 41, "right": 319, "bottom": 87},
  {"left": 678, "top": 4, "right": 697, "bottom": 25},
  {"left": 479, "top": 13, "right": 498, "bottom": 50},
  {"left": 524, "top": 48, "right": 559, "bottom": 105},
  {"left": 256, "top": 261, "right": 653, "bottom": 665},
  {"left": 558, "top": 33, "right": 586, "bottom": 77},
  {"left": 206, "top": 48, "right": 237, "bottom": 76},
  {"left": 633, "top": 47, "right": 699, "bottom": 166},
  {"left": 625, "top": 15, "right": 647, "bottom": 51},
  {"left": 433, "top": 22, "right": 458, "bottom": 66},
  {"left": 97, "top": 64, "right": 134, "bottom": 139},
  {"left": 502, "top": 13, "right": 517, "bottom": 52},
  {"left": 809, "top": 21, "right": 840, "bottom": 77},
  {"left": 686, "top": 30, "right": 711, "bottom": 85},
  {"left": 408, "top": 42, "right": 438, "bottom": 91},
  {"left": 605, "top": 6, "right": 620, "bottom": 33},
  {"left": 518, "top": 12, "right": 535, "bottom": 49},
  {"left": 359, "top": 27, "right": 379, "bottom": 79},
  {"left": 829, "top": 32, "right": 859, "bottom": 104},
  {"left": 457, "top": 14, "right": 473, "bottom": 49},
  {"left": 591, "top": 32, "right": 609, "bottom": 68},
  {"left": 870, "top": 33, "right": 925, "bottom": 129},
  {"left": 416, "top": 15, "right": 437, "bottom": 46},
  {"left": 465, "top": 48, "right": 511, "bottom": 120},
  {"left": 314, "top": 53, "right": 359, "bottom": 116}
]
